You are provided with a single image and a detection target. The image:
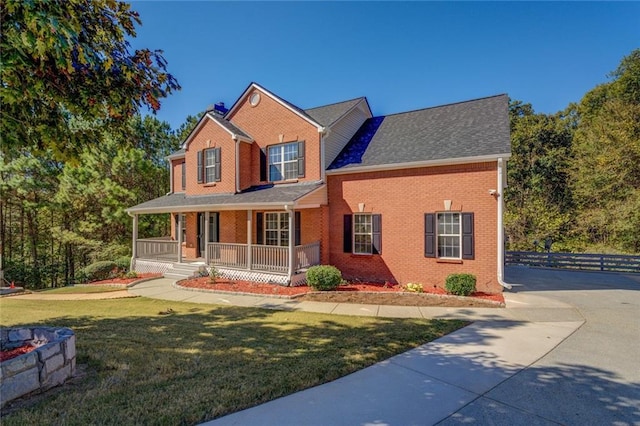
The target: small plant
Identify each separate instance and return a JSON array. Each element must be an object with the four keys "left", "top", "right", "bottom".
[
  {"left": 196, "top": 266, "right": 209, "bottom": 278},
  {"left": 404, "top": 282, "right": 424, "bottom": 293},
  {"left": 445, "top": 273, "right": 476, "bottom": 296},
  {"left": 83, "top": 261, "right": 118, "bottom": 282},
  {"left": 306, "top": 265, "right": 342, "bottom": 291},
  {"left": 124, "top": 271, "right": 138, "bottom": 279},
  {"left": 209, "top": 266, "right": 222, "bottom": 282}
]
